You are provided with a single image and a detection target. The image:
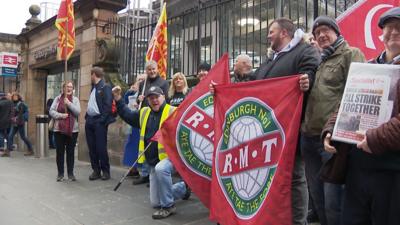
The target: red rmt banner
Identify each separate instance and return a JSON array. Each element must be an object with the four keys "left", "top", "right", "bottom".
[
  {"left": 210, "top": 75, "right": 303, "bottom": 225},
  {"left": 159, "top": 54, "right": 230, "bottom": 208}
]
